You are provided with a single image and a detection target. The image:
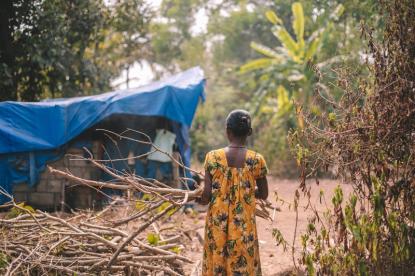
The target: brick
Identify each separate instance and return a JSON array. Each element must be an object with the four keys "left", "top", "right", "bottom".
[
  {"left": 36, "top": 180, "right": 63, "bottom": 193},
  {"left": 13, "top": 183, "right": 35, "bottom": 192},
  {"left": 40, "top": 171, "right": 49, "bottom": 180},
  {"left": 54, "top": 193, "right": 63, "bottom": 207},
  {"left": 89, "top": 168, "right": 100, "bottom": 180},
  {"left": 80, "top": 167, "right": 92, "bottom": 179},
  {"left": 35, "top": 180, "right": 49, "bottom": 192},
  {"left": 67, "top": 159, "right": 88, "bottom": 167},
  {"left": 47, "top": 173, "right": 57, "bottom": 180},
  {"left": 68, "top": 167, "right": 82, "bottom": 177},
  {"left": 52, "top": 164, "right": 65, "bottom": 171},
  {"left": 41, "top": 170, "right": 59, "bottom": 180},
  {"left": 82, "top": 166, "right": 91, "bottom": 175},
  {"left": 49, "top": 158, "right": 65, "bottom": 167},
  {"left": 14, "top": 192, "right": 28, "bottom": 203},
  {"left": 66, "top": 187, "right": 94, "bottom": 209},
  {"left": 29, "top": 192, "right": 55, "bottom": 207},
  {"left": 66, "top": 148, "right": 84, "bottom": 155},
  {"left": 49, "top": 180, "right": 64, "bottom": 192}
]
